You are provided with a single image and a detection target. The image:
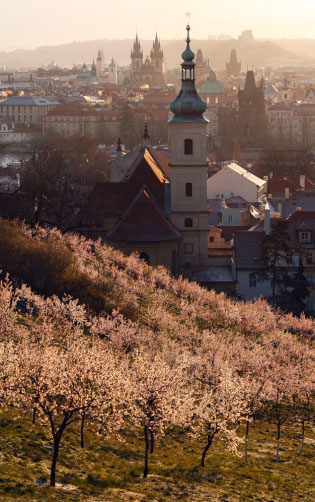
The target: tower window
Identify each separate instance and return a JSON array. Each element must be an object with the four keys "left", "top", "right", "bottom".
[
  {"left": 185, "top": 182, "right": 192, "bottom": 197},
  {"left": 184, "top": 218, "right": 193, "bottom": 228},
  {"left": 184, "top": 138, "right": 193, "bottom": 155}
]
